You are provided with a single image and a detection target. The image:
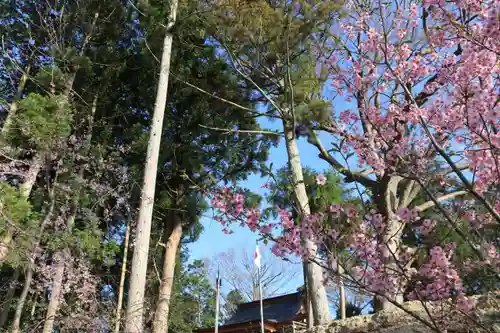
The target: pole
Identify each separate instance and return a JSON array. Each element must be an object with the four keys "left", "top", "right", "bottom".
[
  {"left": 215, "top": 268, "right": 221, "bottom": 333},
  {"left": 338, "top": 263, "right": 346, "bottom": 320},
  {"left": 303, "top": 263, "right": 313, "bottom": 329},
  {"left": 258, "top": 266, "right": 264, "bottom": 333},
  {"left": 198, "top": 294, "right": 202, "bottom": 326}
]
